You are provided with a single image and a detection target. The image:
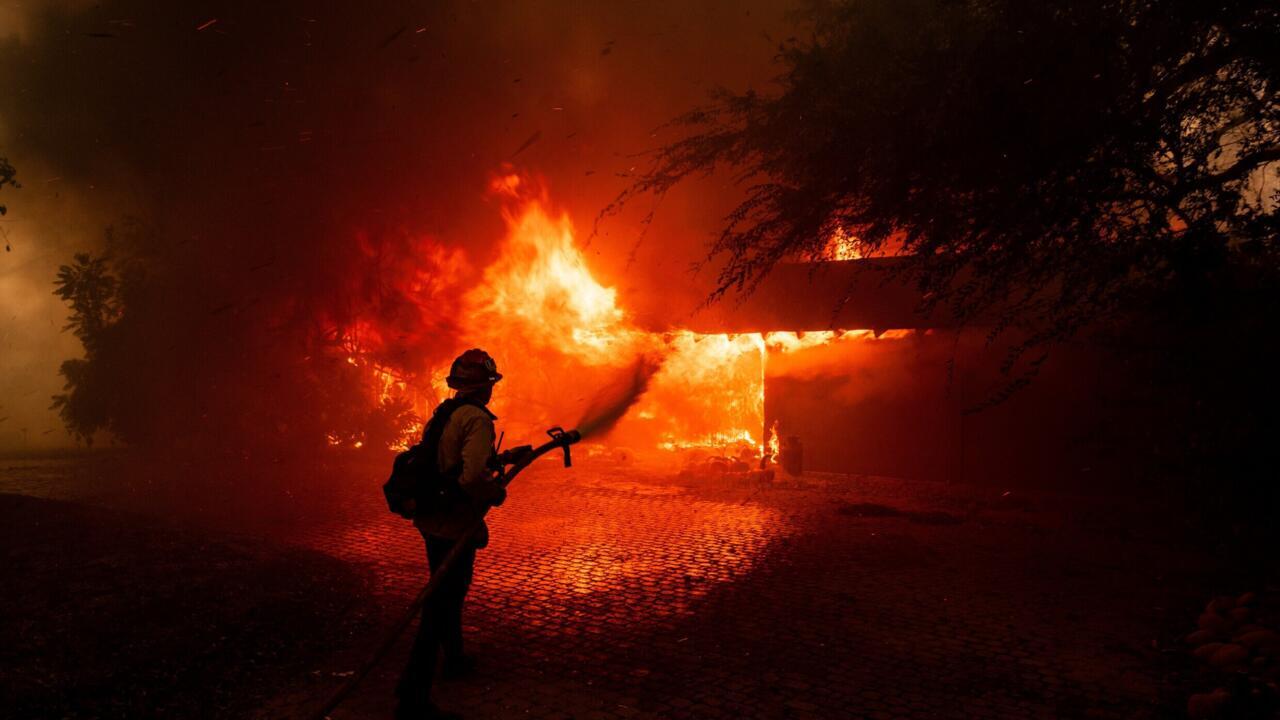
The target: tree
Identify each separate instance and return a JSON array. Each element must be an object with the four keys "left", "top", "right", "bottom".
[
  {"left": 50, "top": 220, "right": 425, "bottom": 453},
  {"left": 1, "top": 157, "right": 16, "bottom": 250},
  {"left": 49, "top": 221, "right": 168, "bottom": 446},
  {"left": 619, "top": 0, "right": 1280, "bottom": 526},
  {"left": 0, "top": 157, "right": 15, "bottom": 209},
  {"left": 619, "top": 0, "right": 1279, "bottom": 376},
  {"left": 51, "top": 252, "right": 120, "bottom": 445},
  {"left": 53, "top": 253, "right": 120, "bottom": 351}
]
